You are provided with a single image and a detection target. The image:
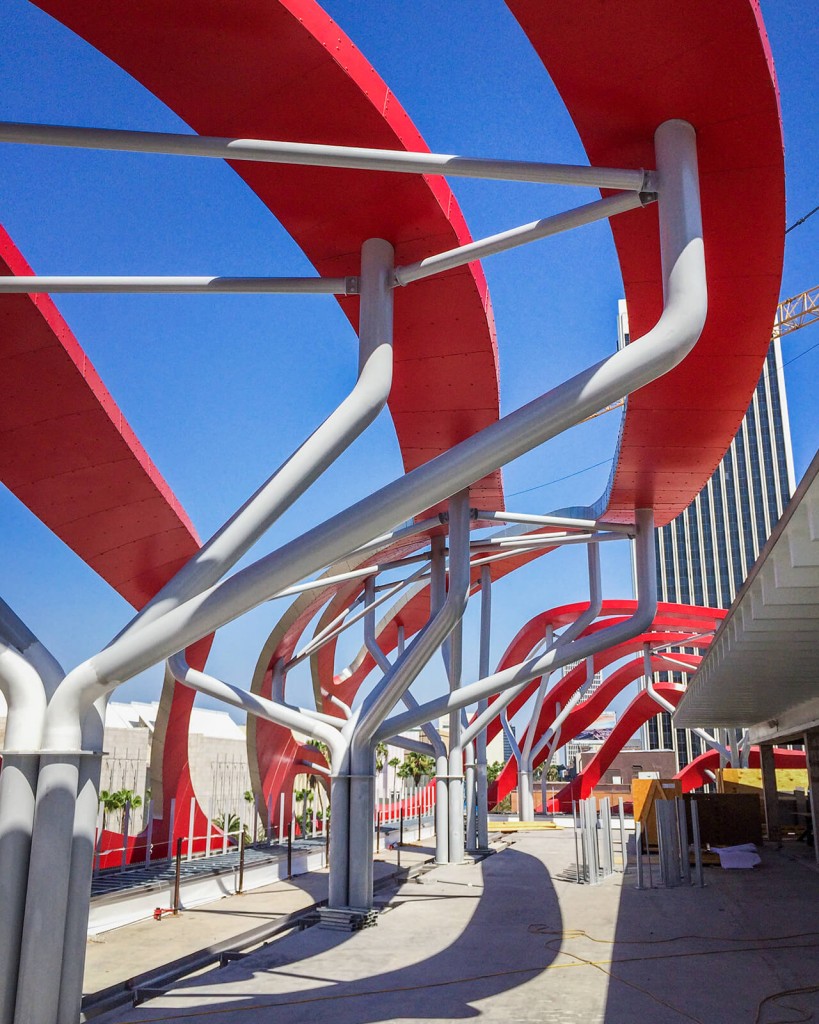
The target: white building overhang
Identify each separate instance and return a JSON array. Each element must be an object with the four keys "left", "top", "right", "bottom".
[{"left": 675, "top": 449, "right": 819, "bottom": 742}]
